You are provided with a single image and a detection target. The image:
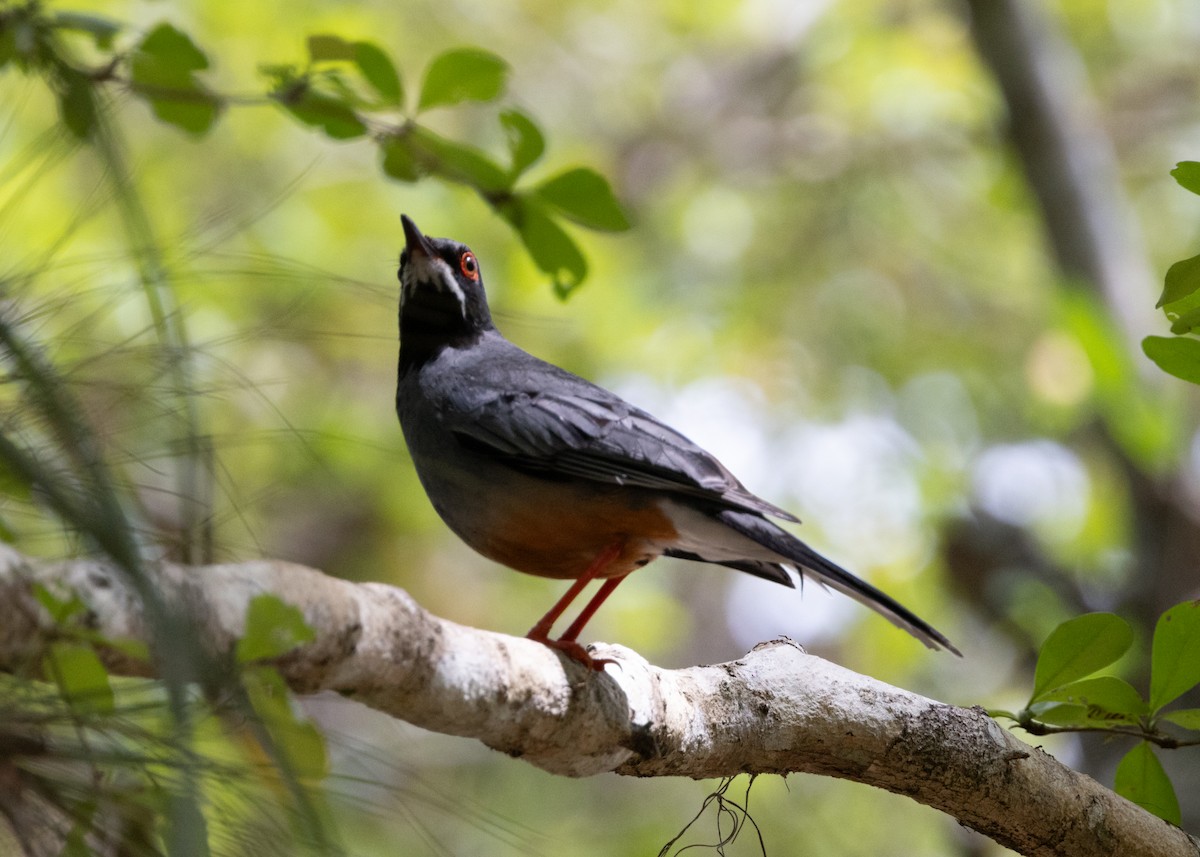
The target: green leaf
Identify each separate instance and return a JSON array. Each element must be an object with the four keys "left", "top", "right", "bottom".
[
  {"left": 1114, "top": 742, "right": 1181, "bottom": 825},
  {"left": 1149, "top": 600, "right": 1200, "bottom": 711},
  {"left": 1161, "top": 708, "right": 1200, "bottom": 731},
  {"left": 276, "top": 85, "right": 367, "bottom": 140},
  {"left": 501, "top": 109, "right": 544, "bottom": 177},
  {"left": 236, "top": 594, "right": 314, "bottom": 664},
  {"left": 501, "top": 197, "right": 588, "bottom": 297},
  {"left": 410, "top": 125, "right": 509, "bottom": 191},
  {"left": 53, "top": 12, "right": 121, "bottom": 50},
  {"left": 132, "top": 25, "right": 204, "bottom": 80},
  {"left": 0, "top": 452, "right": 32, "bottom": 501},
  {"left": 46, "top": 642, "right": 113, "bottom": 714},
  {"left": 307, "top": 34, "right": 355, "bottom": 62},
  {"left": 1035, "top": 676, "right": 1146, "bottom": 726},
  {"left": 56, "top": 67, "right": 99, "bottom": 139},
  {"left": 0, "top": 23, "right": 13, "bottom": 71},
  {"left": 33, "top": 583, "right": 87, "bottom": 623},
  {"left": 1158, "top": 254, "right": 1200, "bottom": 308},
  {"left": 354, "top": 41, "right": 403, "bottom": 105},
  {"left": 1025, "top": 701, "right": 1088, "bottom": 726},
  {"left": 1142, "top": 336, "right": 1200, "bottom": 385},
  {"left": 246, "top": 668, "right": 328, "bottom": 779},
  {"left": 129, "top": 23, "right": 220, "bottom": 135},
  {"left": 1171, "top": 161, "right": 1200, "bottom": 196},
  {"left": 379, "top": 135, "right": 422, "bottom": 182},
  {"left": 1031, "top": 612, "right": 1133, "bottom": 702},
  {"left": 142, "top": 91, "right": 220, "bottom": 136},
  {"left": 83, "top": 632, "right": 150, "bottom": 663},
  {"left": 1167, "top": 306, "right": 1200, "bottom": 336},
  {"left": 417, "top": 47, "right": 508, "bottom": 111},
  {"left": 535, "top": 167, "right": 630, "bottom": 232}
]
